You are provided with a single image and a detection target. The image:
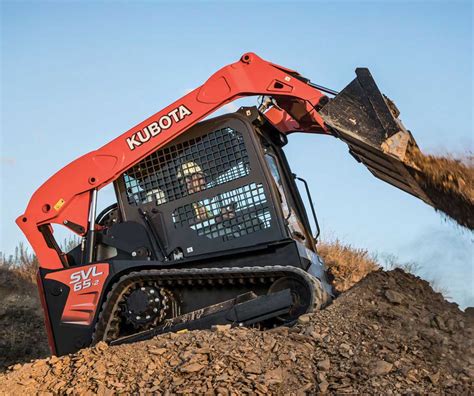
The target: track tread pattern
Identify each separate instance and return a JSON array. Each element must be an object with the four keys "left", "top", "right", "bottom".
[{"left": 92, "top": 265, "right": 326, "bottom": 344}]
